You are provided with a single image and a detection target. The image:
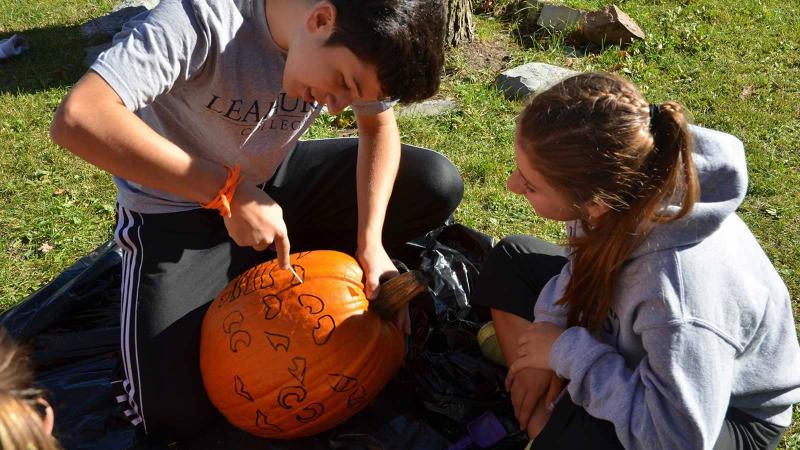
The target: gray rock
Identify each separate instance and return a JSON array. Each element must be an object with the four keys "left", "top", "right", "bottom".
[
  {"left": 536, "top": 4, "right": 584, "bottom": 32},
  {"left": 495, "top": 62, "right": 578, "bottom": 100},
  {"left": 84, "top": 42, "right": 113, "bottom": 67},
  {"left": 80, "top": 0, "right": 158, "bottom": 40},
  {"left": 396, "top": 99, "right": 458, "bottom": 117},
  {"left": 578, "top": 5, "right": 645, "bottom": 46},
  {"left": 113, "top": 0, "right": 159, "bottom": 10}
]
